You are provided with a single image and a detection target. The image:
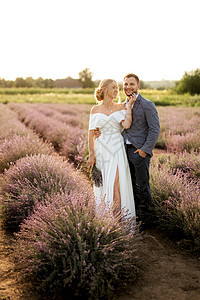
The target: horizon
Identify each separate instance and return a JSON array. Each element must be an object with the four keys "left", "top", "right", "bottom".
[{"left": 0, "top": 75, "right": 180, "bottom": 83}]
